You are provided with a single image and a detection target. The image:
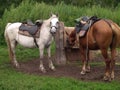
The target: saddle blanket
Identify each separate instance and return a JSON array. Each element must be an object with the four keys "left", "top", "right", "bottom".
[
  {"left": 77, "top": 16, "right": 101, "bottom": 38},
  {"left": 18, "top": 22, "right": 40, "bottom": 38},
  {"left": 18, "top": 29, "right": 40, "bottom": 38}
]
